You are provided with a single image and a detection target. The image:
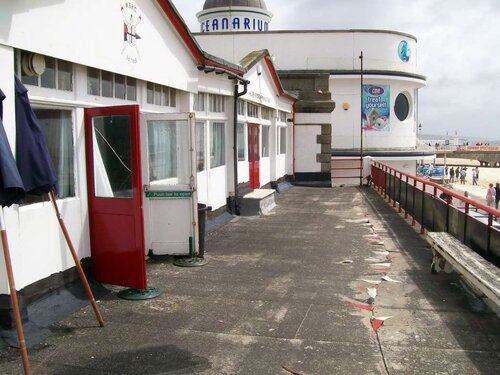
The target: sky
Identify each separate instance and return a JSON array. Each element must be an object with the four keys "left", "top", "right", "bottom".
[{"left": 171, "top": 0, "right": 500, "bottom": 140}]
